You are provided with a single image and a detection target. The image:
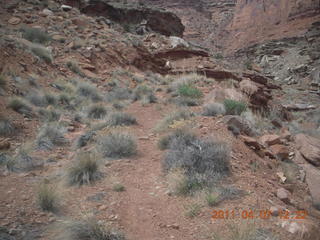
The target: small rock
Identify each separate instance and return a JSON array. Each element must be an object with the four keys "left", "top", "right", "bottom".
[
  {"left": 8, "top": 17, "right": 21, "bottom": 25},
  {"left": 98, "top": 205, "right": 107, "bottom": 211},
  {"left": 139, "top": 136, "right": 149, "bottom": 140},
  {"left": 277, "top": 188, "right": 290, "bottom": 204},
  {"left": 61, "top": 4, "right": 72, "bottom": 11},
  {"left": 0, "top": 139, "right": 10, "bottom": 150},
  {"left": 269, "top": 206, "right": 279, "bottom": 216},
  {"left": 41, "top": 9, "right": 53, "bottom": 16}
]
